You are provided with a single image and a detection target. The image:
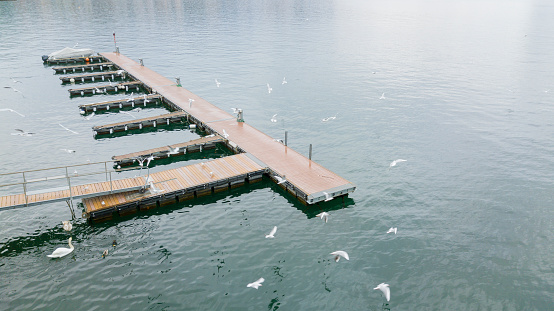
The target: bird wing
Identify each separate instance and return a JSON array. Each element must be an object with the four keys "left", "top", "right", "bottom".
[
  {"left": 382, "top": 285, "right": 390, "bottom": 301},
  {"left": 269, "top": 226, "right": 277, "bottom": 236},
  {"left": 48, "top": 247, "right": 72, "bottom": 257},
  {"left": 330, "top": 251, "right": 349, "bottom": 260}
]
